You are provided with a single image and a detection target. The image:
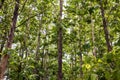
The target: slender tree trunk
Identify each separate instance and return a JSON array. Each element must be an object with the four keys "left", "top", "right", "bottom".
[
  {"left": 44, "top": 48, "right": 48, "bottom": 80},
  {"left": 91, "top": 16, "right": 97, "bottom": 57},
  {"left": 58, "top": 0, "right": 63, "bottom": 80},
  {"left": 70, "top": 51, "right": 73, "bottom": 80},
  {"left": 34, "top": 14, "right": 42, "bottom": 80},
  {"left": 79, "top": 52, "right": 83, "bottom": 78},
  {"left": 0, "top": 0, "right": 19, "bottom": 79},
  {"left": 74, "top": 45, "right": 77, "bottom": 79},
  {"left": 99, "top": 0, "right": 112, "bottom": 52},
  {"left": 79, "top": 26, "right": 83, "bottom": 79},
  {"left": 41, "top": 46, "right": 45, "bottom": 80},
  {"left": 45, "top": 27, "right": 49, "bottom": 80},
  {"left": 43, "top": 29, "right": 49, "bottom": 80}
]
